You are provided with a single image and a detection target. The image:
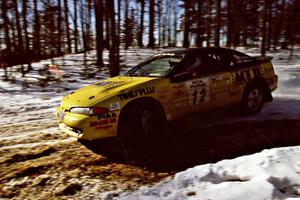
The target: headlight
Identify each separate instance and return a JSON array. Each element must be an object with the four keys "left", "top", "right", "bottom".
[{"left": 70, "top": 107, "right": 109, "bottom": 115}]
